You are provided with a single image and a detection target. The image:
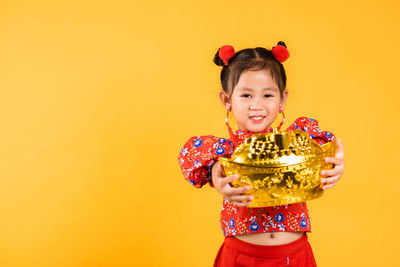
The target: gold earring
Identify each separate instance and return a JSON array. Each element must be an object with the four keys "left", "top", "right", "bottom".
[{"left": 277, "top": 106, "right": 286, "bottom": 131}]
